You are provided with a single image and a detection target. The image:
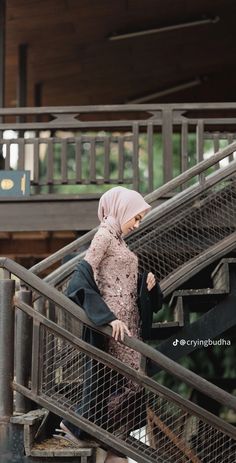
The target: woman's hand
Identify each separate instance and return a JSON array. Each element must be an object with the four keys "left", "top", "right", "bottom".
[
  {"left": 109, "top": 320, "right": 131, "bottom": 341},
  {"left": 146, "top": 272, "right": 156, "bottom": 291}
]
